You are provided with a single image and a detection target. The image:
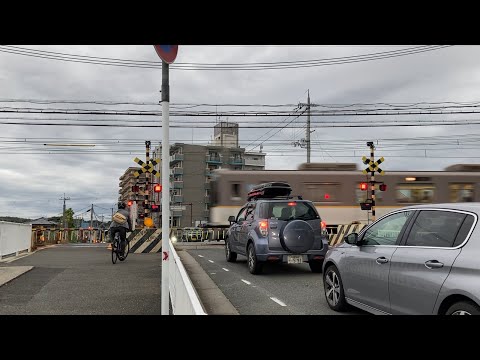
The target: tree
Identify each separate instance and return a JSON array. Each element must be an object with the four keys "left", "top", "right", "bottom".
[{"left": 64, "top": 208, "right": 75, "bottom": 228}]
